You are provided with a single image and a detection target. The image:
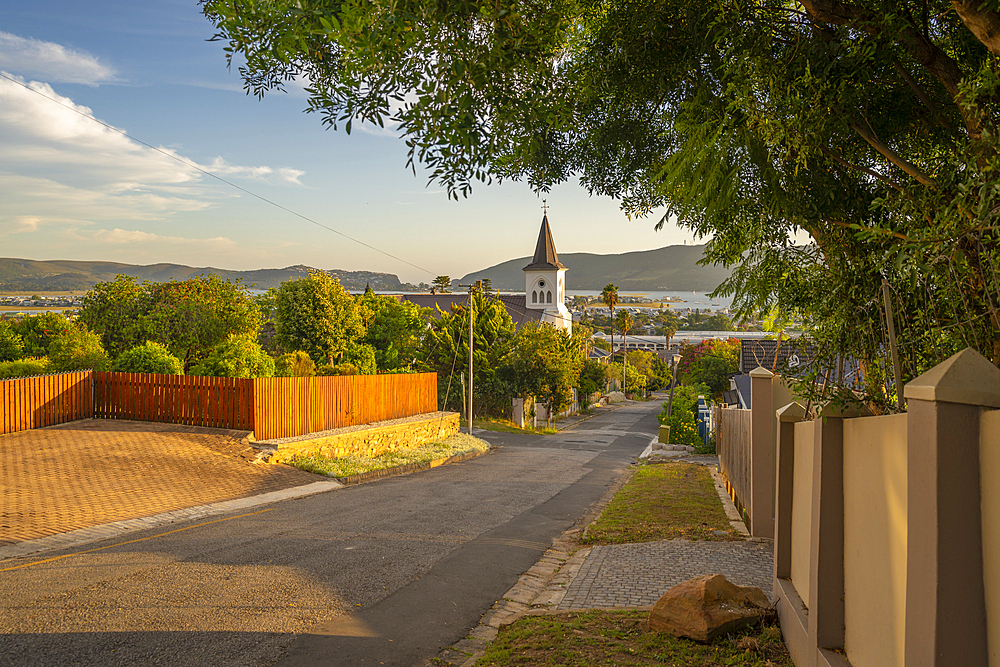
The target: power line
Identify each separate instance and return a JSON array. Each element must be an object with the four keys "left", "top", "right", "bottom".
[{"left": 0, "top": 71, "right": 436, "bottom": 278}]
